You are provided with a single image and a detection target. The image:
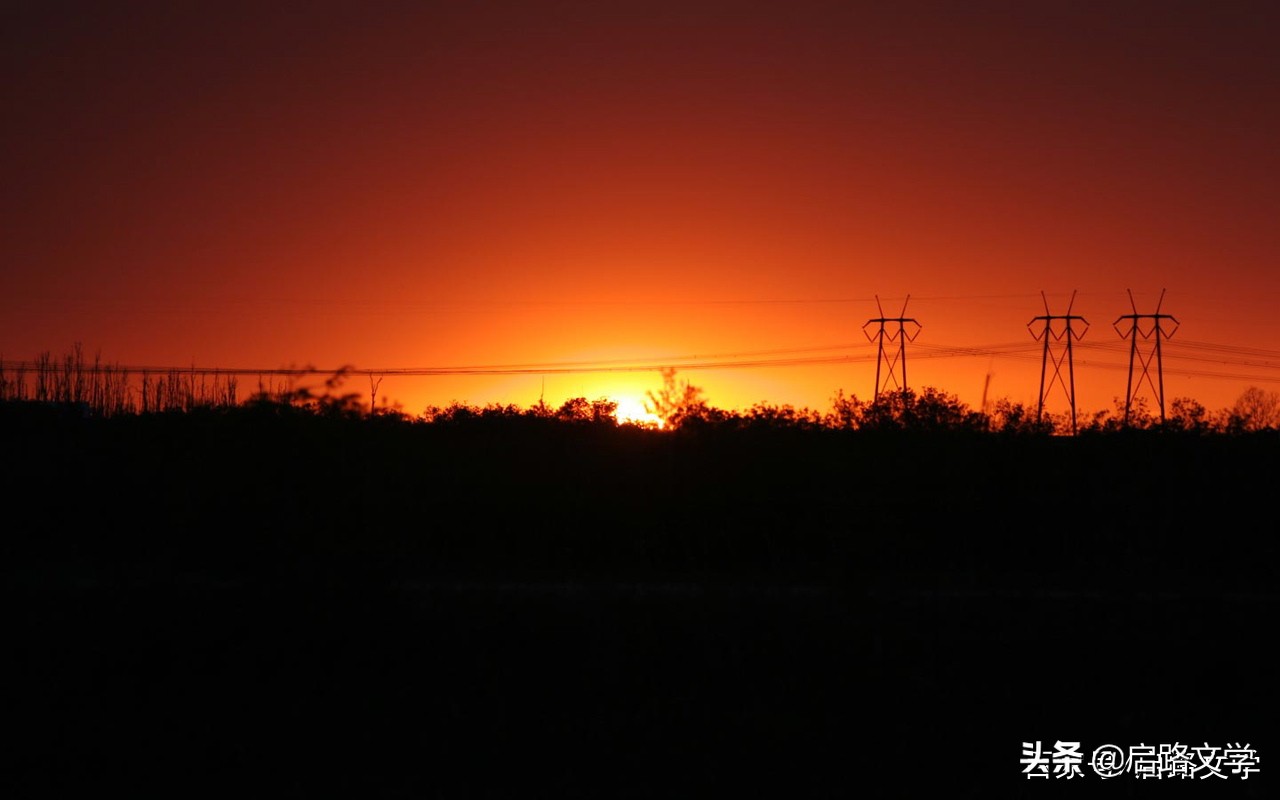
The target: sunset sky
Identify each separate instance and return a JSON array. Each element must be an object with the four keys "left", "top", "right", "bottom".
[{"left": 4, "top": 1, "right": 1278, "bottom": 418}]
